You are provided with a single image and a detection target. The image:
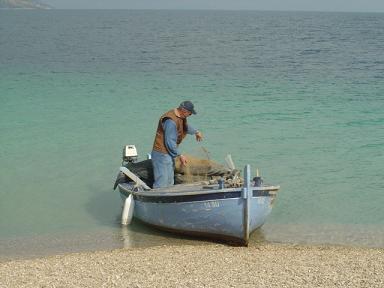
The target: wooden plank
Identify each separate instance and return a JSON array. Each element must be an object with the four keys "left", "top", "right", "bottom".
[{"left": 120, "top": 167, "right": 151, "bottom": 190}]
